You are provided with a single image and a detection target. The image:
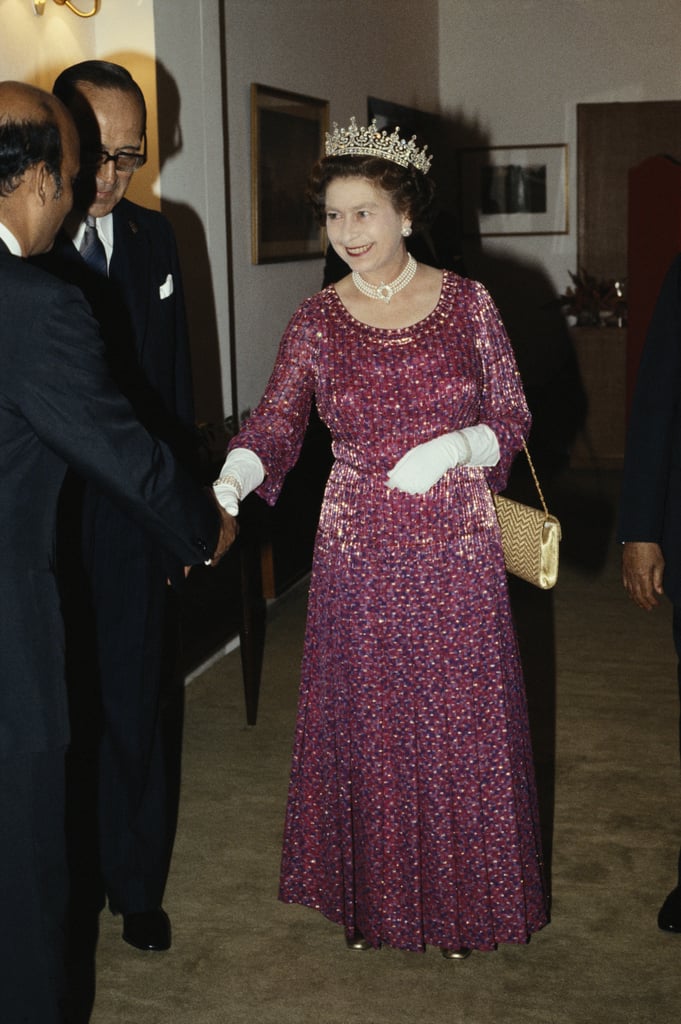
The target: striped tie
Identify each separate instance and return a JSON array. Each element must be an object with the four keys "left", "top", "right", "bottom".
[{"left": 80, "top": 215, "right": 107, "bottom": 276}]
